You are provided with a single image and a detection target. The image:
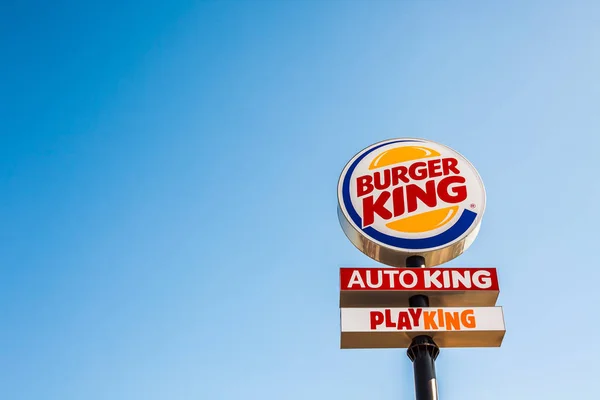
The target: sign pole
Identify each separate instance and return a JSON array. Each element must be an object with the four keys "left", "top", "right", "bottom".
[{"left": 406, "top": 256, "right": 440, "bottom": 400}]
